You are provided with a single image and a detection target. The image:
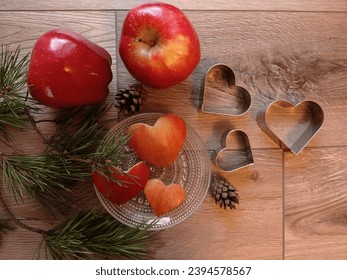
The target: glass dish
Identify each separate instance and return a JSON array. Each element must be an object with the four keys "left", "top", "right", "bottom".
[{"left": 94, "top": 113, "right": 211, "bottom": 230}]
